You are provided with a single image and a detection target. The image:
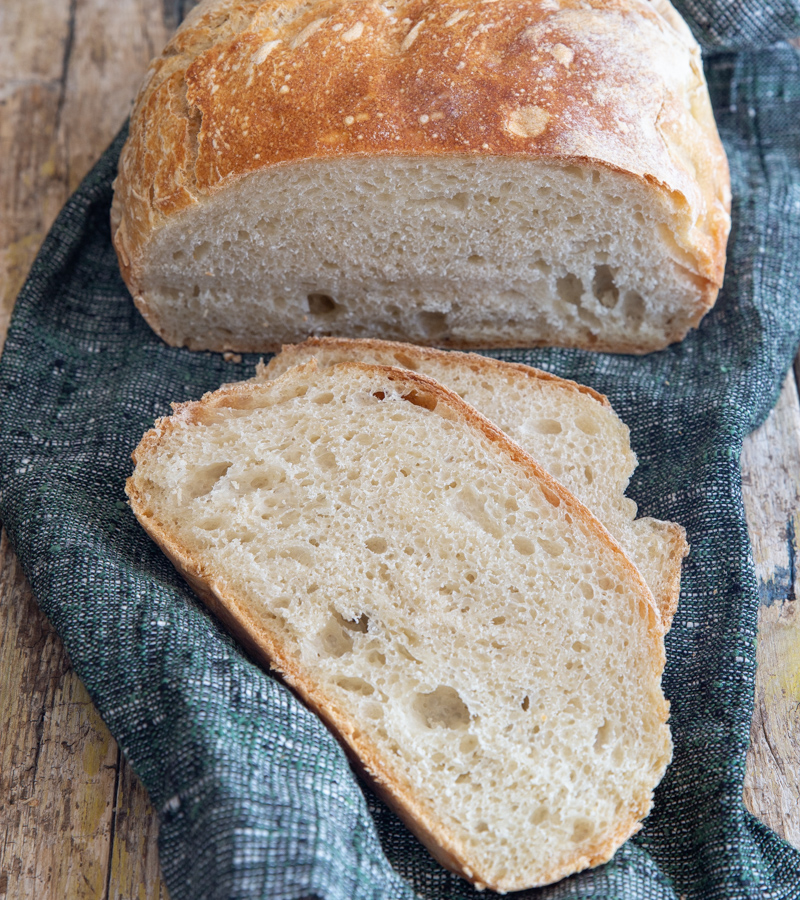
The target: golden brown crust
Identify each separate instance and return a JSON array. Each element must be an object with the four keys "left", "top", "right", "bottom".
[
  {"left": 641, "top": 517, "right": 689, "bottom": 632},
  {"left": 112, "top": 0, "right": 731, "bottom": 352},
  {"left": 262, "top": 335, "right": 612, "bottom": 406},
  {"left": 126, "top": 361, "right": 670, "bottom": 892}
]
